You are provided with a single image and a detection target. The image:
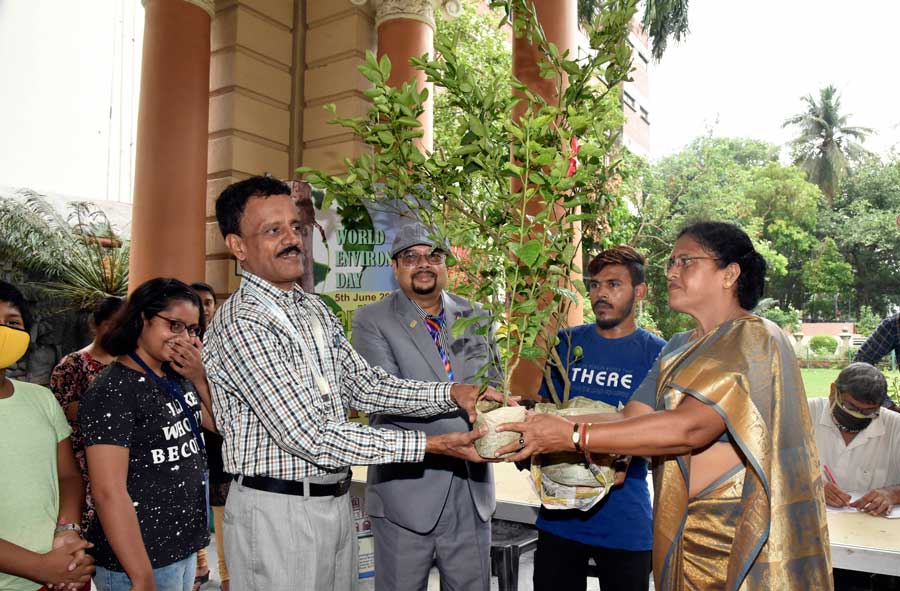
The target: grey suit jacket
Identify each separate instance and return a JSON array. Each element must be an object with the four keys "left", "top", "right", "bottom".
[{"left": 352, "top": 290, "right": 499, "bottom": 533}]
